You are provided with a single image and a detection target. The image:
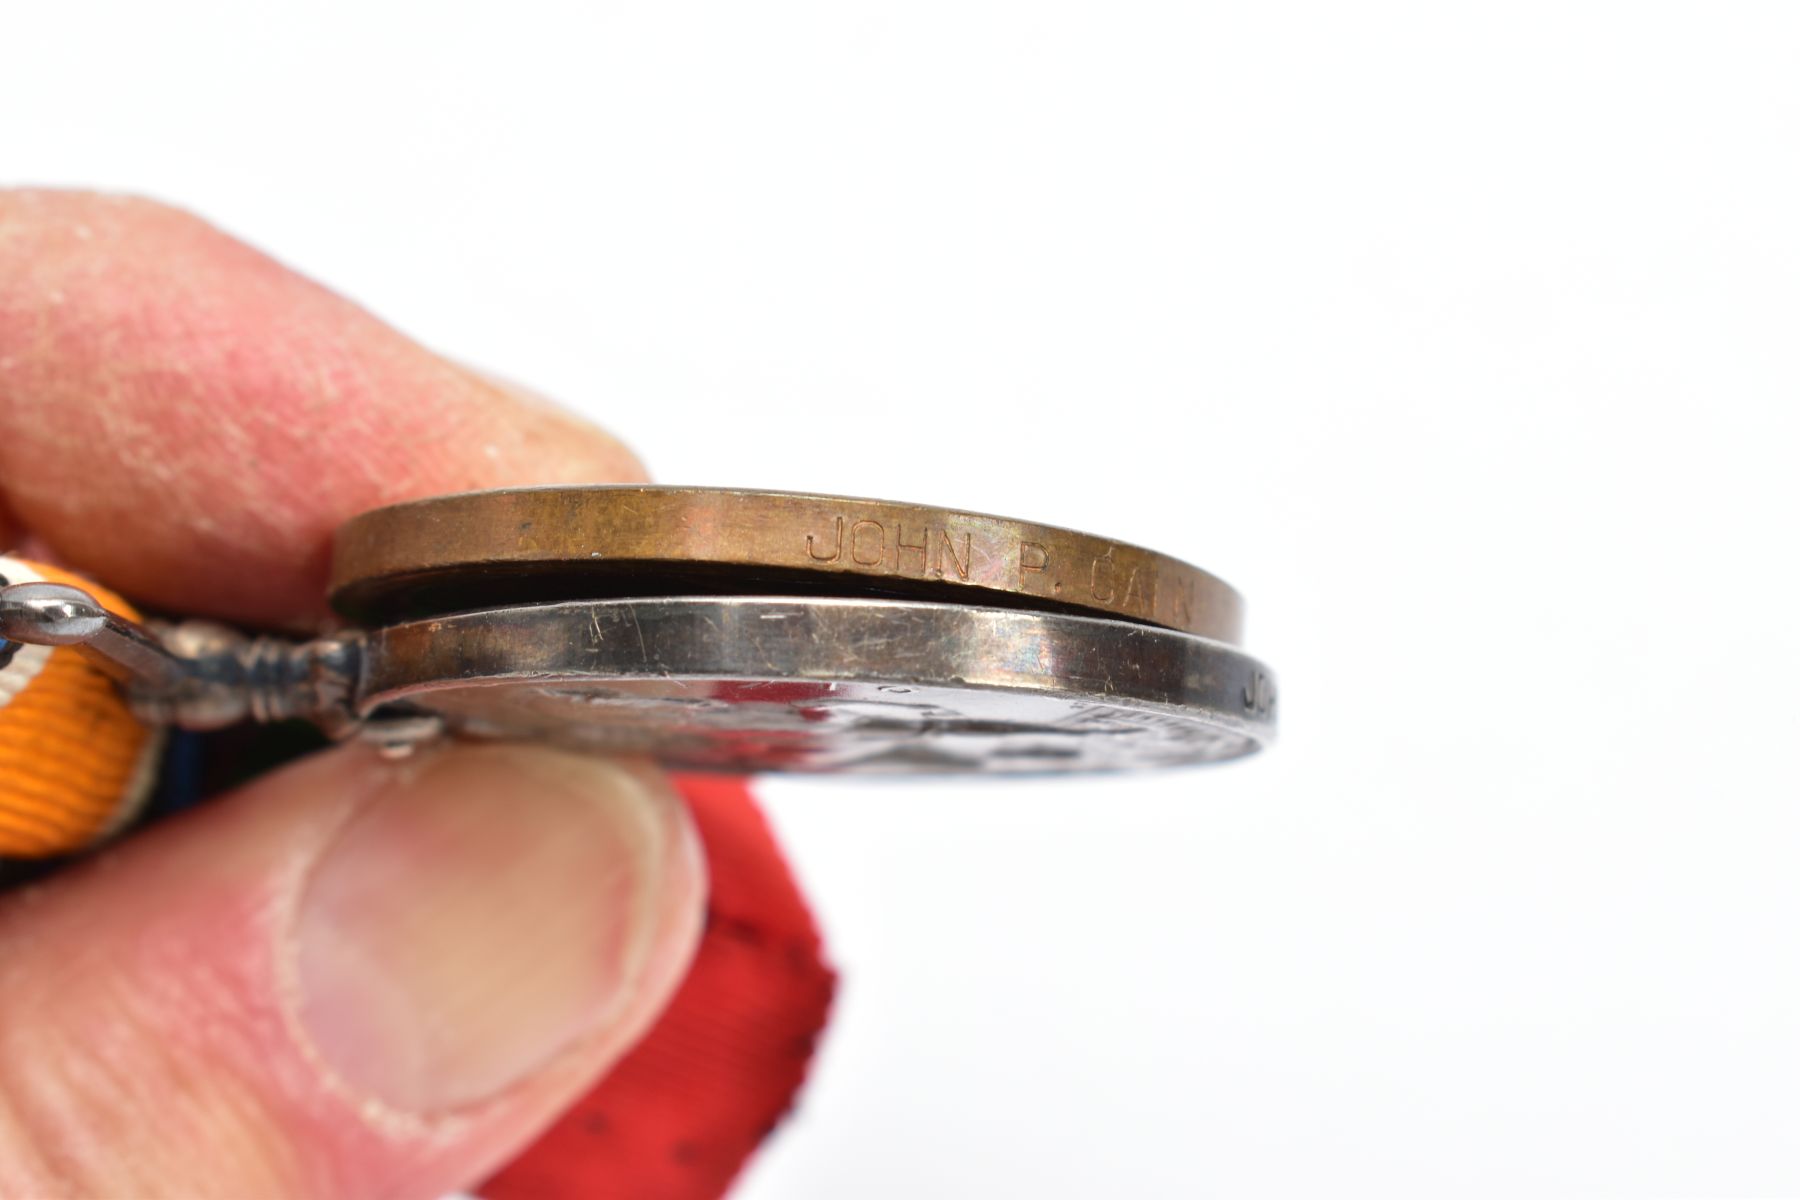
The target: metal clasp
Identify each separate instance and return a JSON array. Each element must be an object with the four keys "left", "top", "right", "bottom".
[{"left": 0, "top": 581, "right": 367, "bottom": 738}]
